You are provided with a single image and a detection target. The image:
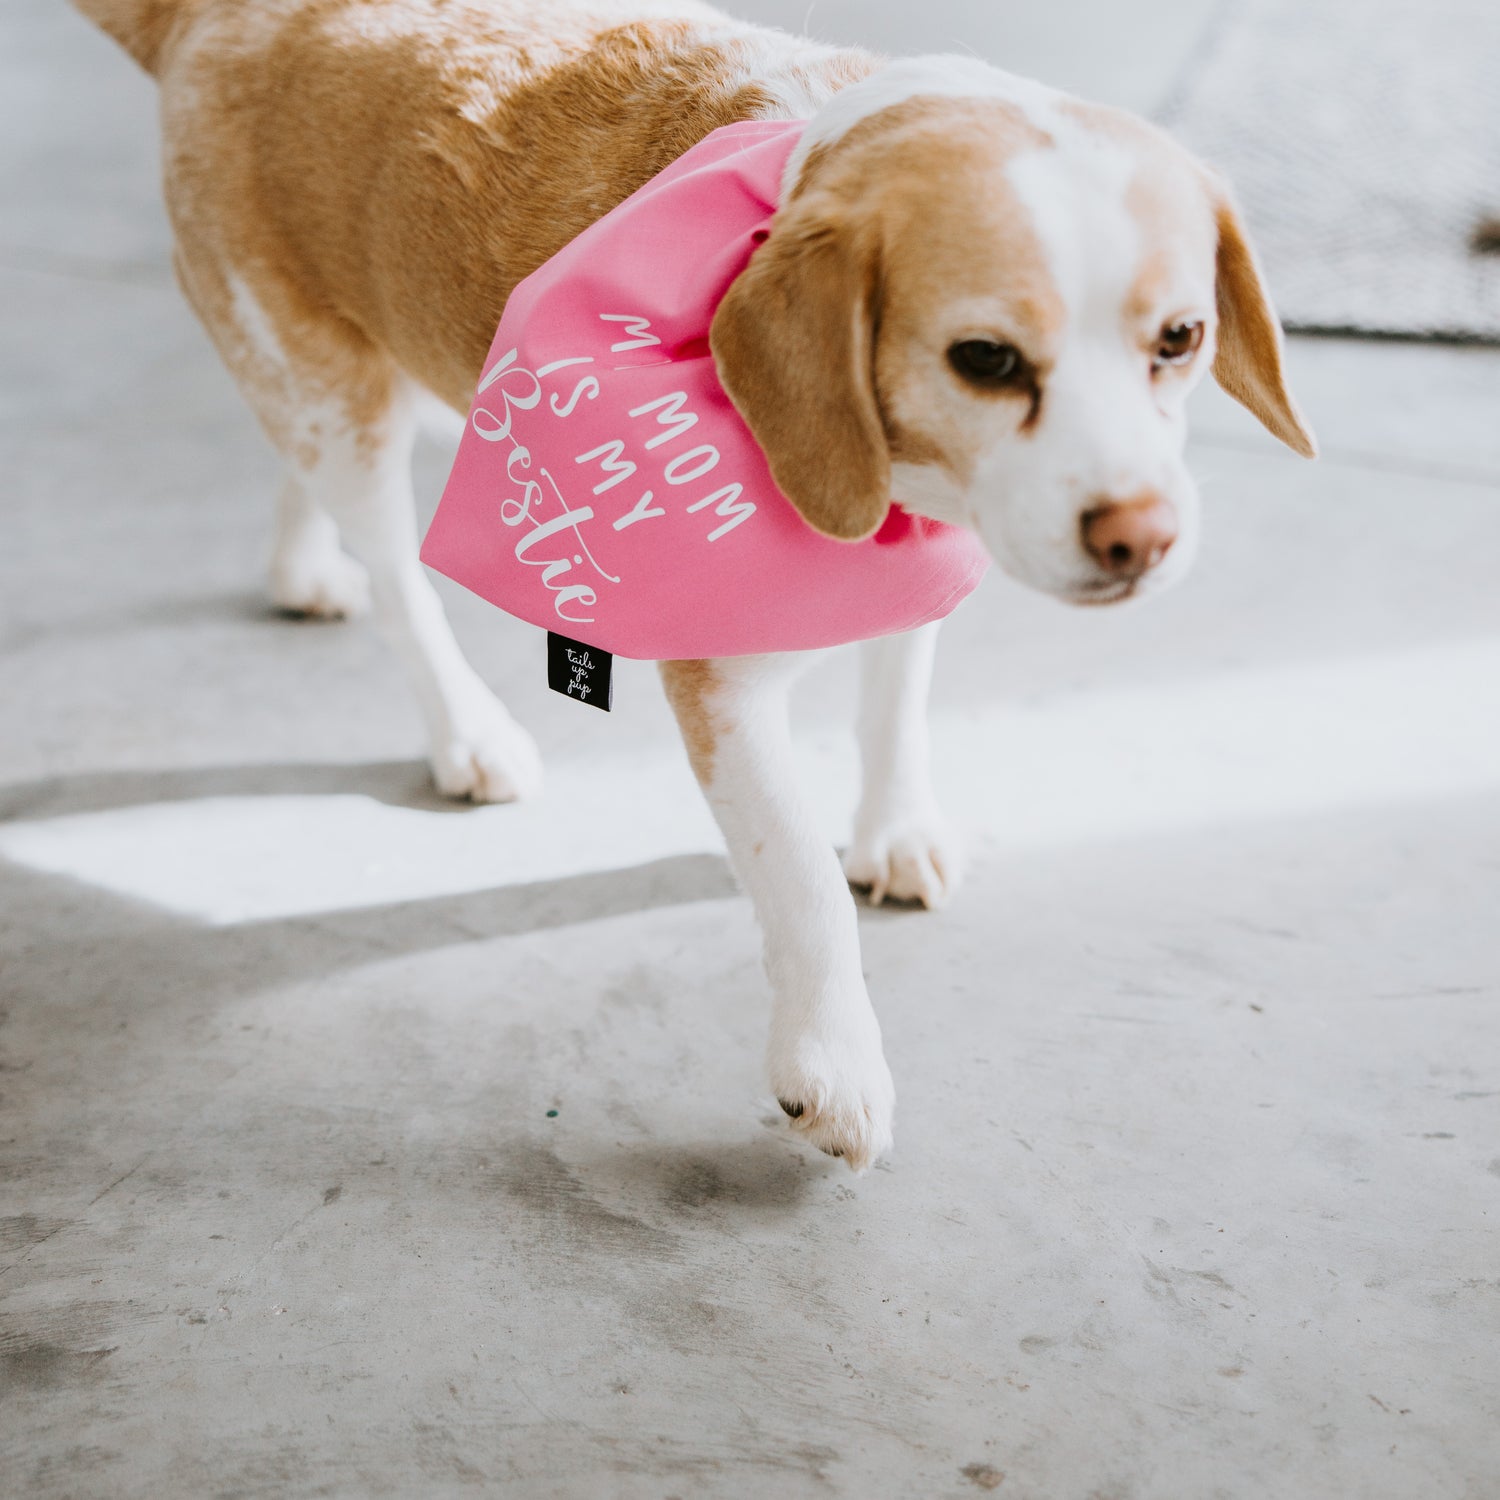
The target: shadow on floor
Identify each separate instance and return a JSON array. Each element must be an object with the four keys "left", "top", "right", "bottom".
[
  {"left": 0, "top": 842, "right": 740, "bottom": 1019},
  {"left": 0, "top": 756, "right": 483, "bottom": 820}
]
